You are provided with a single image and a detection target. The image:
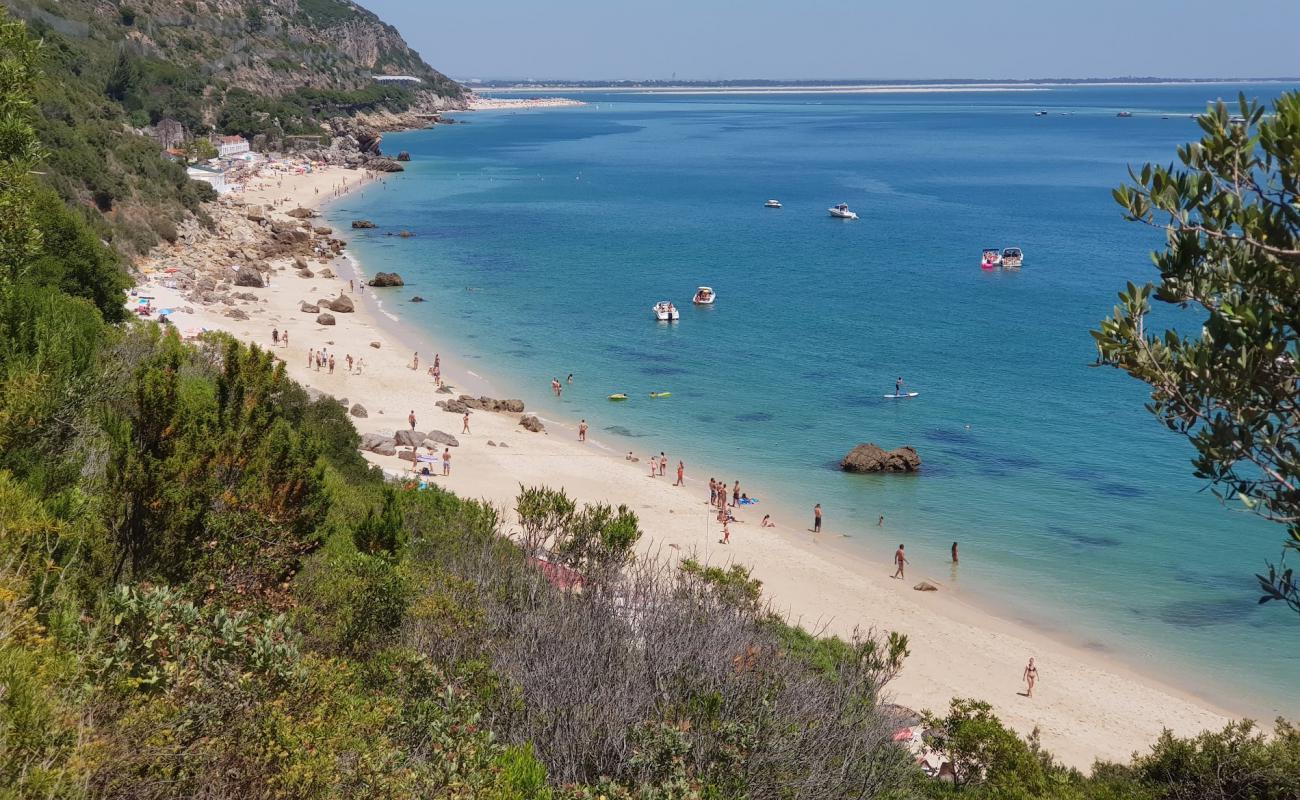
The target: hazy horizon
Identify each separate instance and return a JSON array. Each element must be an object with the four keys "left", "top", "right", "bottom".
[{"left": 361, "top": 0, "right": 1300, "bottom": 83}]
